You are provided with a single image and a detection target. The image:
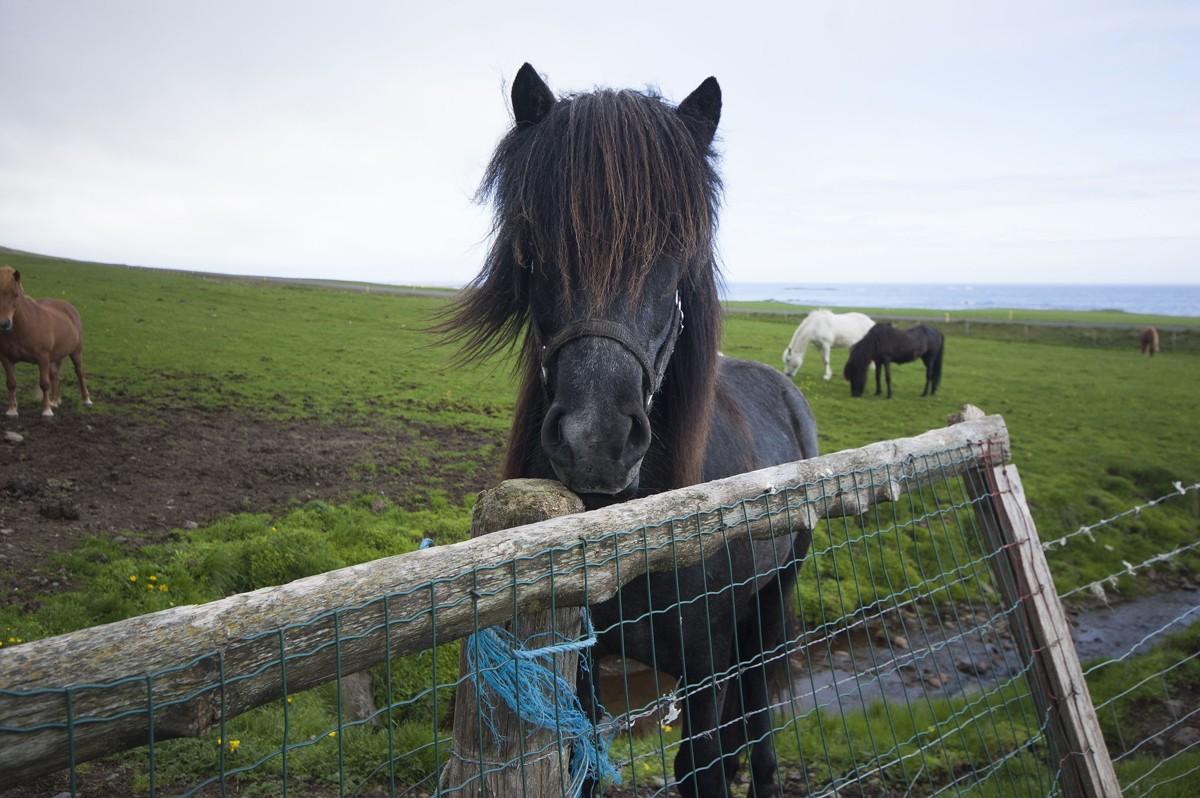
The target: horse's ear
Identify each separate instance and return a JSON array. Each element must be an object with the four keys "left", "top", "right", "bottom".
[
  {"left": 677, "top": 76, "right": 721, "bottom": 147},
  {"left": 512, "top": 63, "right": 555, "bottom": 128},
  {"left": 12, "top": 270, "right": 19, "bottom": 283}
]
